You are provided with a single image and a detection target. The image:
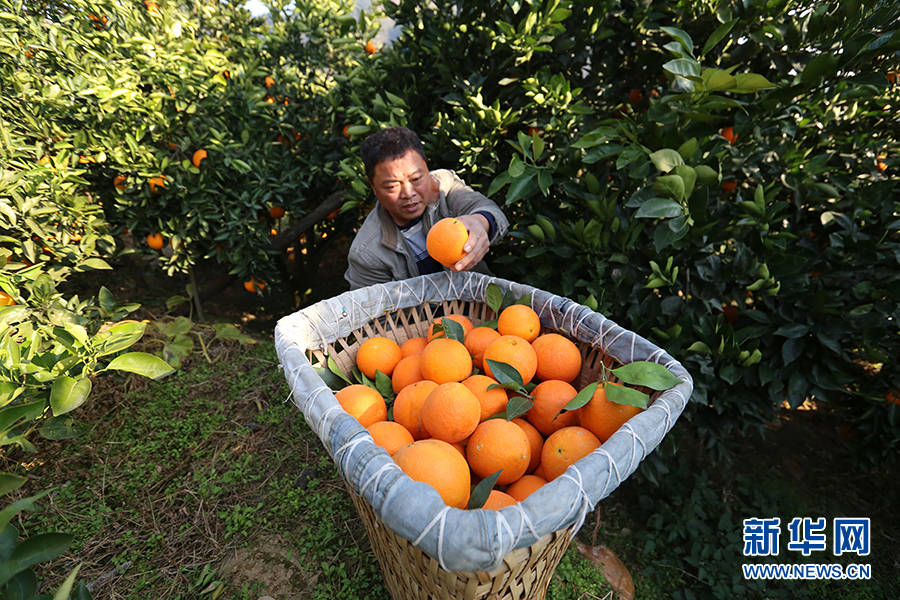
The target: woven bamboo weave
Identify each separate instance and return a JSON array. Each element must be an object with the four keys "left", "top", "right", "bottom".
[{"left": 349, "top": 488, "right": 572, "bottom": 600}]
